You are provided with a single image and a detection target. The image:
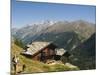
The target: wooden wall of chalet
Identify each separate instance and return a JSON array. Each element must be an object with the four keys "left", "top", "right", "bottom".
[{"left": 32, "top": 44, "right": 57, "bottom": 62}]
